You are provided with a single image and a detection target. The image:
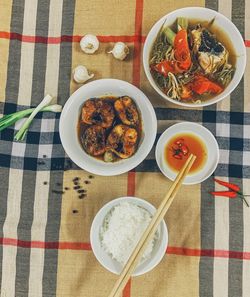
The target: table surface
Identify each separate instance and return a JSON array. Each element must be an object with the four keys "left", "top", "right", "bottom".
[{"left": 0, "top": 0, "right": 250, "bottom": 296}]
